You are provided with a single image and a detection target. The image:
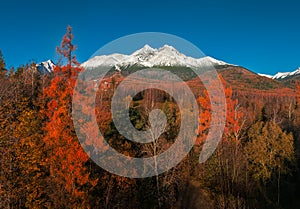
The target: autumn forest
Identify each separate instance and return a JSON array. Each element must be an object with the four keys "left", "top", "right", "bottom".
[{"left": 1, "top": 27, "right": 300, "bottom": 209}]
